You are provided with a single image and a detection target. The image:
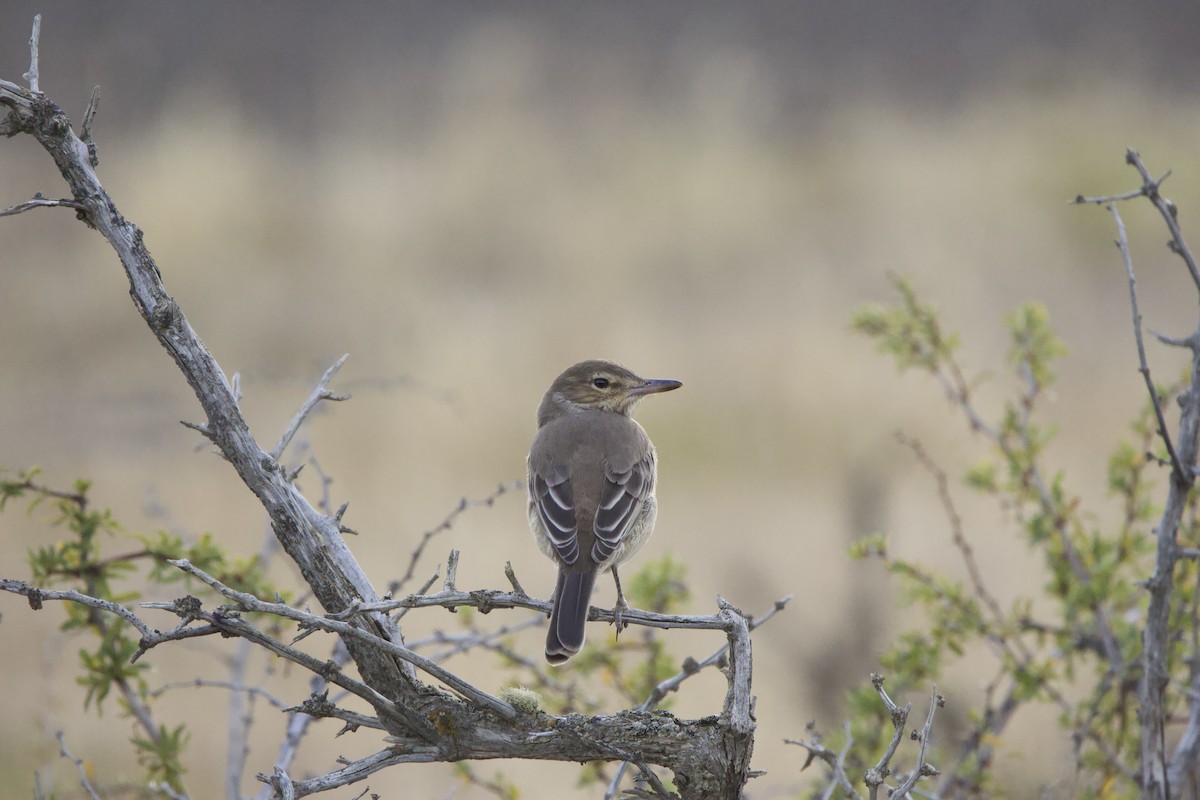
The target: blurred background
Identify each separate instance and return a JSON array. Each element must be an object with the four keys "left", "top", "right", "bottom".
[{"left": 4, "top": 2, "right": 1200, "bottom": 797}]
